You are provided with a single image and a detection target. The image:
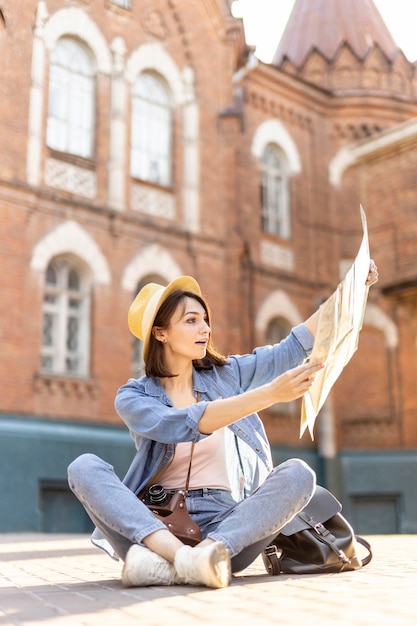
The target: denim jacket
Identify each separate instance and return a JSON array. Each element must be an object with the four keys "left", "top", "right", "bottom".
[
  {"left": 91, "top": 324, "right": 313, "bottom": 555},
  {"left": 116, "top": 323, "right": 313, "bottom": 495}
]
